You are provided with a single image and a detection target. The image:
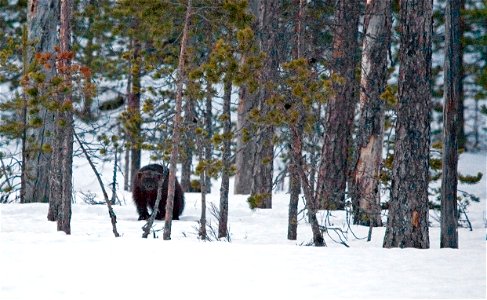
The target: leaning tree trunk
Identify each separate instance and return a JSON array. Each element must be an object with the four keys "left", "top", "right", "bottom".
[
  {"left": 351, "top": 0, "right": 391, "bottom": 227},
  {"left": 23, "top": 0, "right": 59, "bottom": 204},
  {"left": 47, "top": 0, "right": 73, "bottom": 234},
  {"left": 250, "top": 0, "right": 279, "bottom": 209},
  {"left": 163, "top": 0, "right": 192, "bottom": 240},
  {"left": 218, "top": 78, "right": 232, "bottom": 239},
  {"left": 441, "top": 0, "right": 461, "bottom": 249},
  {"left": 383, "top": 0, "right": 432, "bottom": 249},
  {"left": 317, "top": 0, "right": 360, "bottom": 210}
]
